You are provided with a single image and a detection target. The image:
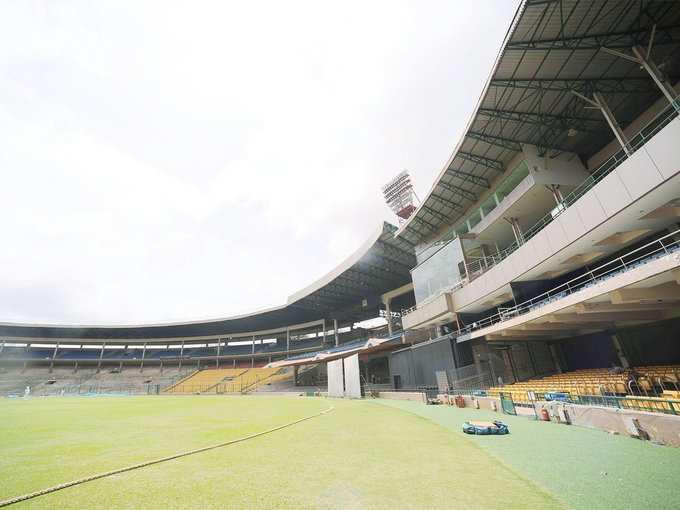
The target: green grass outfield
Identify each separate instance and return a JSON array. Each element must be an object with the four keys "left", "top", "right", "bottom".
[{"left": 0, "top": 396, "right": 678, "bottom": 509}]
